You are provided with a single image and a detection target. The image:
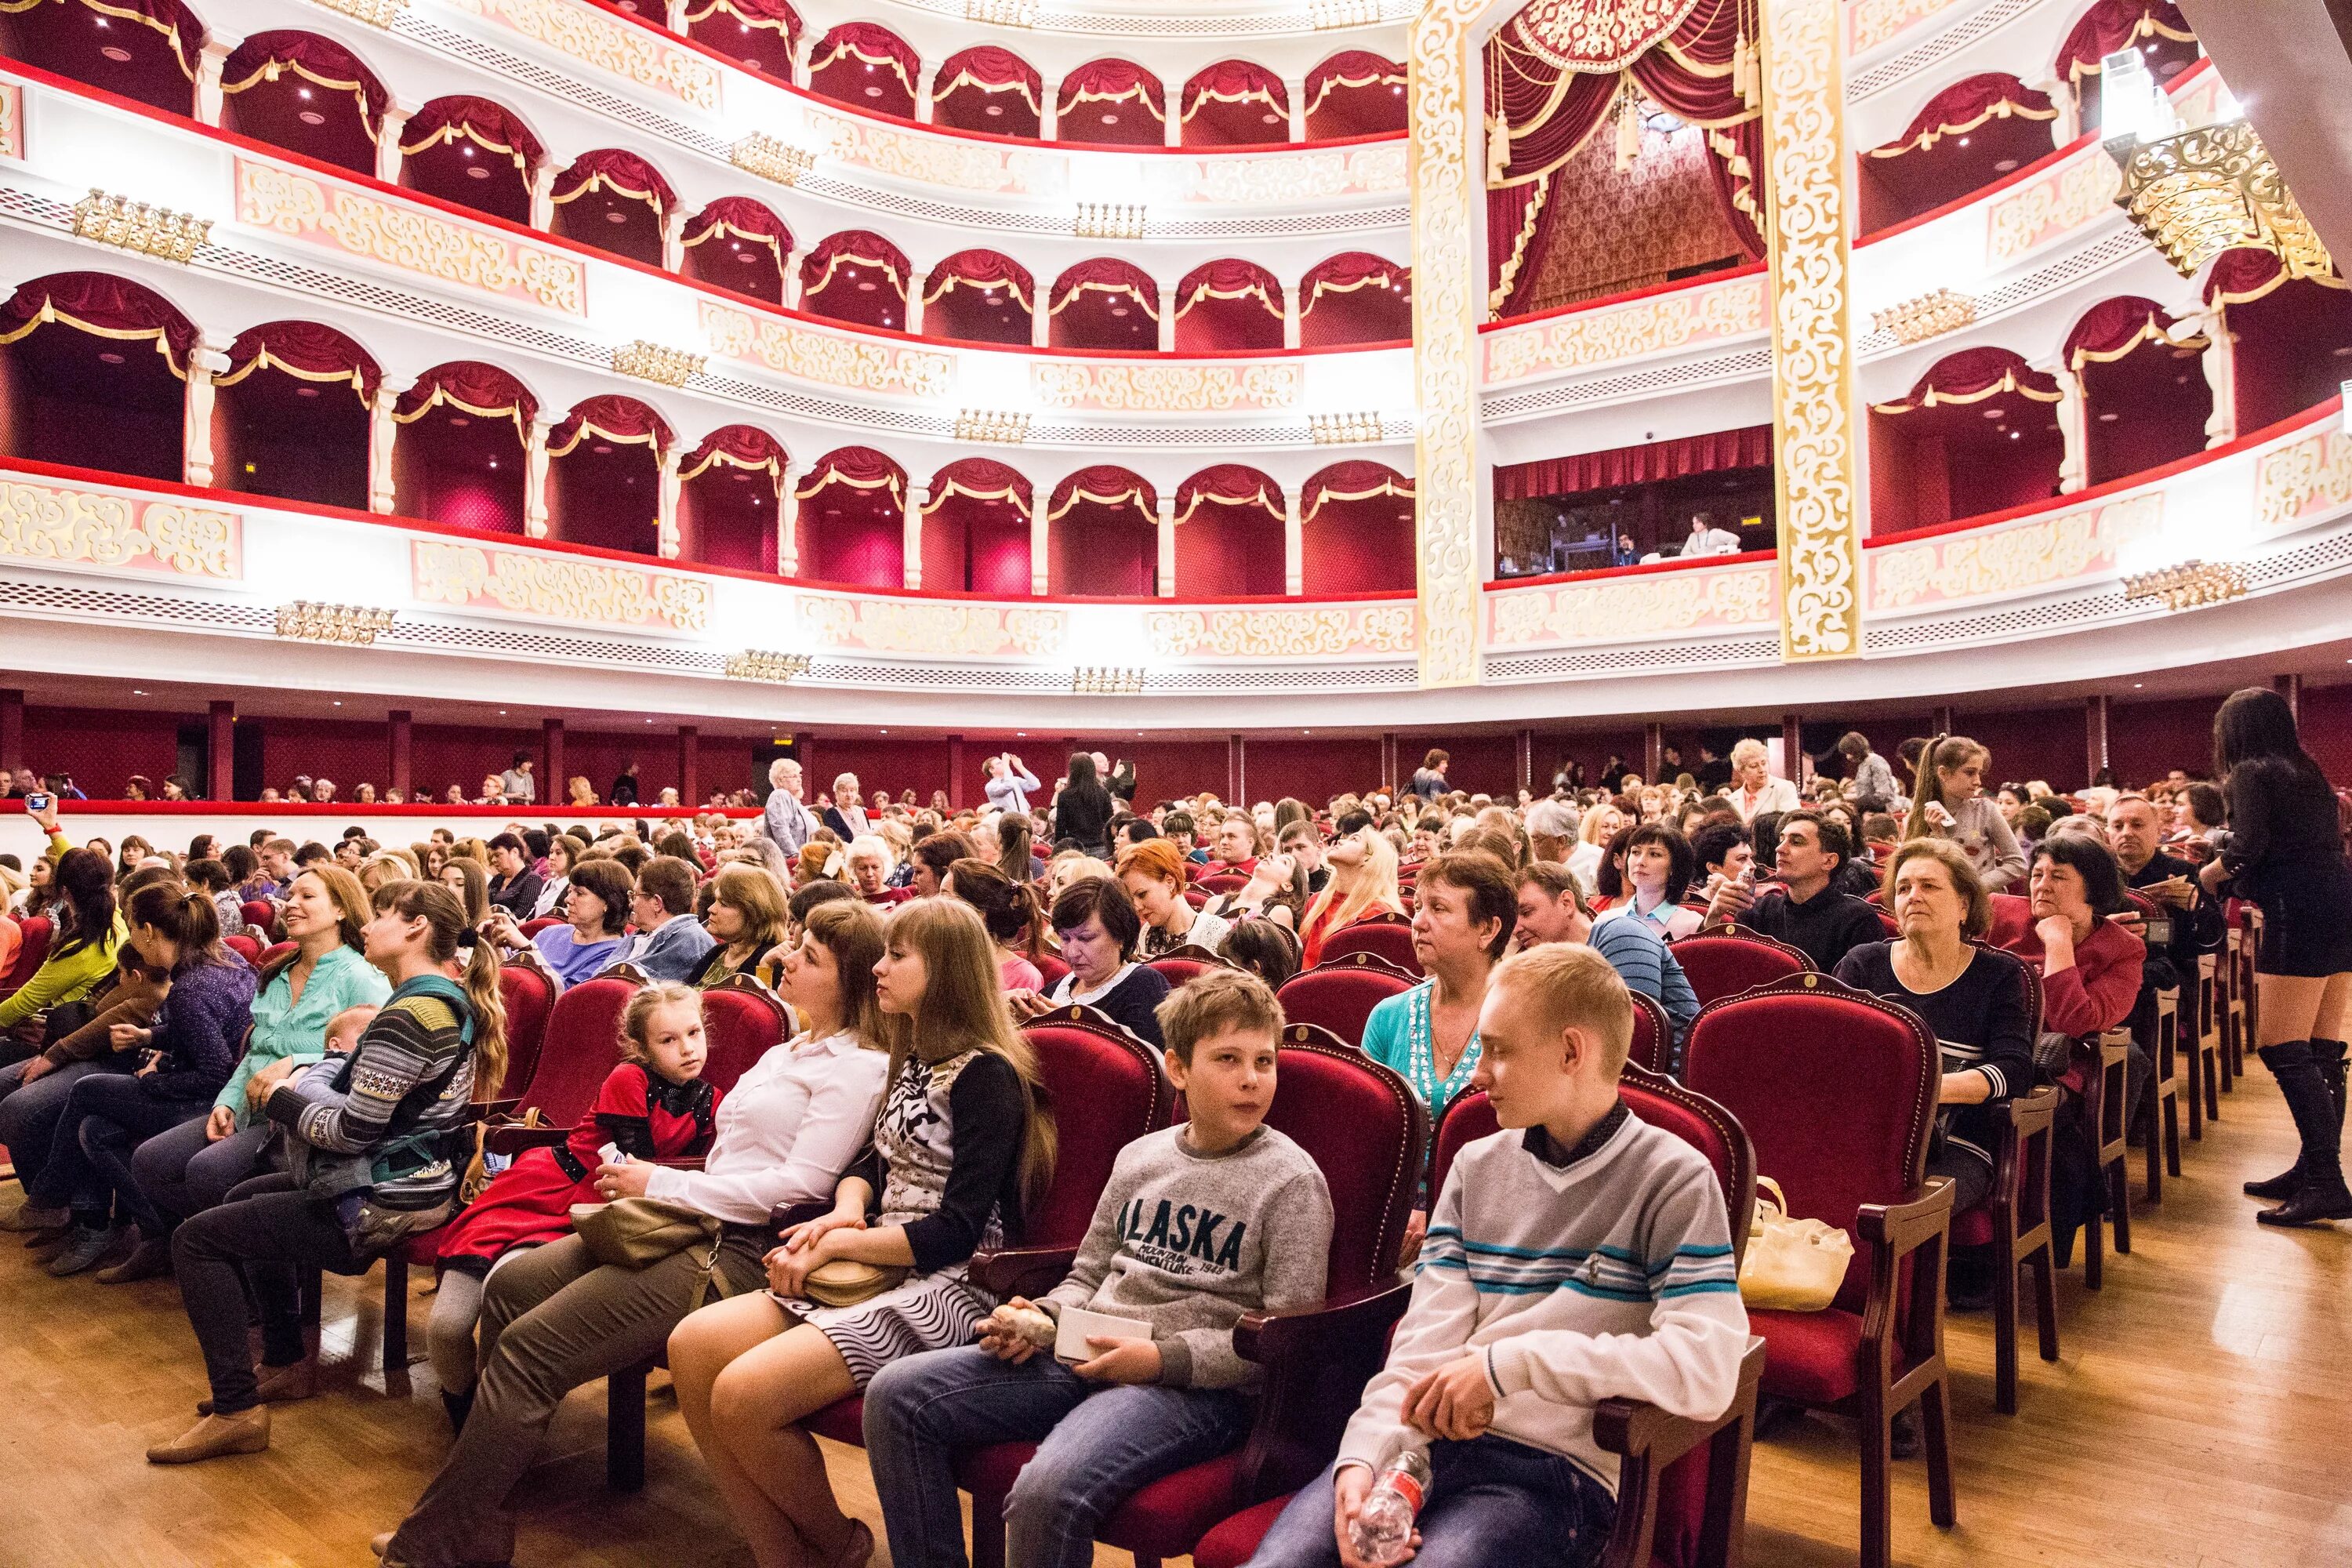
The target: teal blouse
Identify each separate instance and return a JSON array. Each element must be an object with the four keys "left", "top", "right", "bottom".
[
  {"left": 215, "top": 943, "right": 394, "bottom": 1123},
  {"left": 1360, "top": 979, "right": 1483, "bottom": 1120}
]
